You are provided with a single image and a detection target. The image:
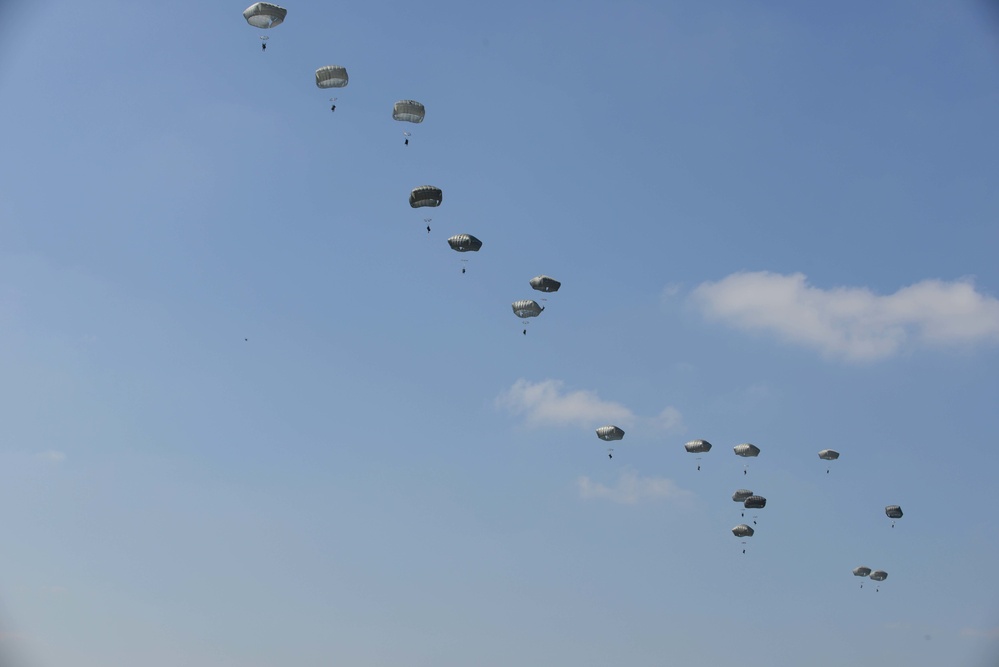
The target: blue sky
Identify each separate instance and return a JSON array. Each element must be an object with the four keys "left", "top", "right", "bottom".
[{"left": 2, "top": 1, "right": 999, "bottom": 665}]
